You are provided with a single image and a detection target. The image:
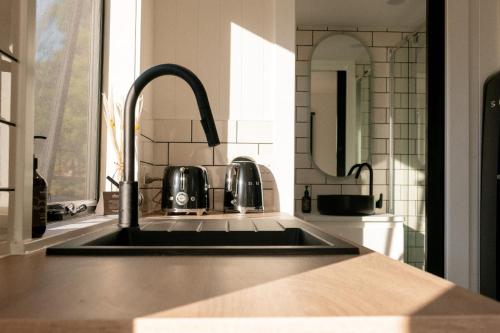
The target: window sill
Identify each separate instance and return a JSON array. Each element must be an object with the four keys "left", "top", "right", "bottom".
[{"left": 24, "top": 214, "right": 117, "bottom": 253}]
